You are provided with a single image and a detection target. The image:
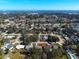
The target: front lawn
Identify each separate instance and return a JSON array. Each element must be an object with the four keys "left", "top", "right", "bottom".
[
  {"left": 10, "top": 52, "right": 22, "bottom": 59},
  {"left": 55, "top": 55, "right": 68, "bottom": 59}
]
